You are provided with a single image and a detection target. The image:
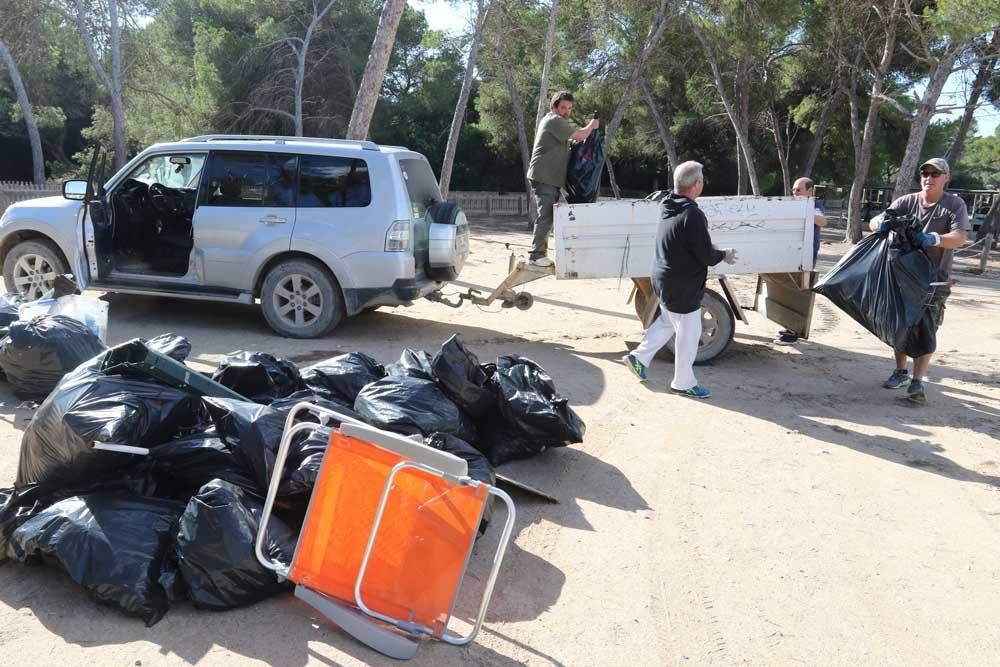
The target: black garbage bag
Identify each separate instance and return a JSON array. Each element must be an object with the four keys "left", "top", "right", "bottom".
[
  {"left": 269, "top": 389, "right": 363, "bottom": 426},
  {"left": 16, "top": 349, "right": 209, "bottom": 490},
  {"left": 175, "top": 480, "right": 295, "bottom": 610},
  {"left": 277, "top": 427, "right": 330, "bottom": 500},
  {"left": 565, "top": 129, "right": 605, "bottom": 204},
  {"left": 211, "top": 351, "right": 303, "bottom": 404},
  {"left": 9, "top": 493, "right": 185, "bottom": 626},
  {"left": 474, "top": 414, "right": 559, "bottom": 466},
  {"left": 427, "top": 432, "right": 495, "bottom": 533},
  {"left": 204, "top": 396, "right": 339, "bottom": 505},
  {"left": 148, "top": 332, "right": 193, "bottom": 362},
  {"left": 814, "top": 221, "right": 935, "bottom": 350},
  {"left": 0, "top": 292, "right": 24, "bottom": 327},
  {"left": 0, "top": 315, "right": 106, "bottom": 400},
  {"left": 301, "top": 352, "right": 385, "bottom": 403},
  {"left": 431, "top": 336, "right": 496, "bottom": 418},
  {"left": 355, "top": 376, "right": 476, "bottom": 442},
  {"left": 900, "top": 308, "right": 938, "bottom": 358},
  {"left": 204, "top": 398, "right": 285, "bottom": 494},
  {"left": 1, "top": 465, "right": 160, "bottom": 561},
  {"left": 148, "top": 431, "right": 260, "bottom": 500},
  {"left": 493, "top": 355, "right": 585, "bottom": 444},
  {"left": 385, "top": 348, "right": 436, "bottom": 381}
]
